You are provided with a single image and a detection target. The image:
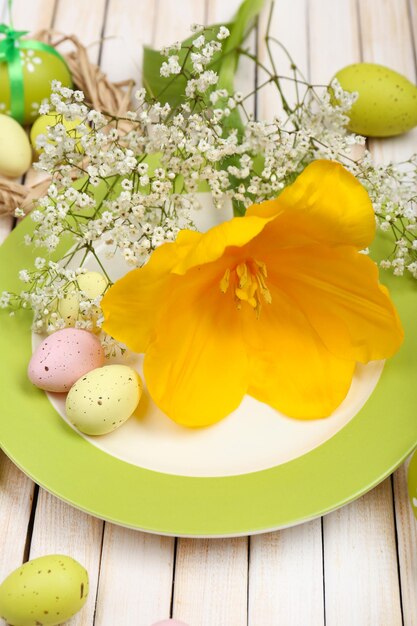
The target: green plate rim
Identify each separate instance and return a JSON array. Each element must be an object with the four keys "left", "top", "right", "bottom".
[{"left": 1, "top": 216, "right": 416, "bottom": 537}]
